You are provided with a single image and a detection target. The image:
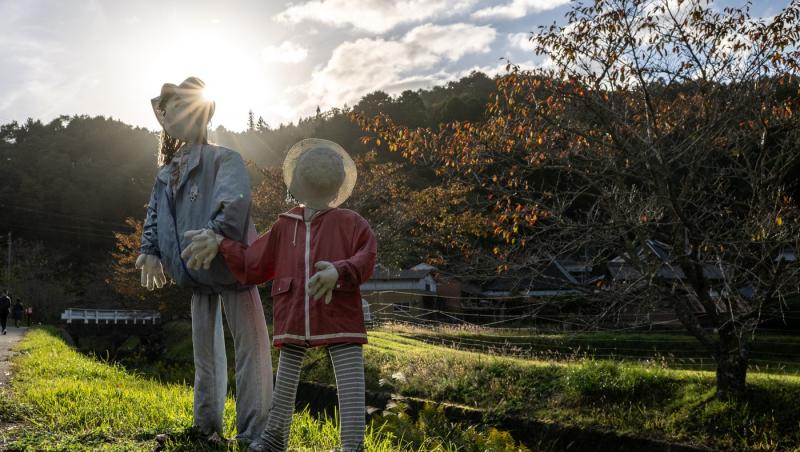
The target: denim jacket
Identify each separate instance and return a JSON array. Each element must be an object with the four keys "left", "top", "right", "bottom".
[{"left": 140, "top": 143, "right": 256, "bottom": 293}]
